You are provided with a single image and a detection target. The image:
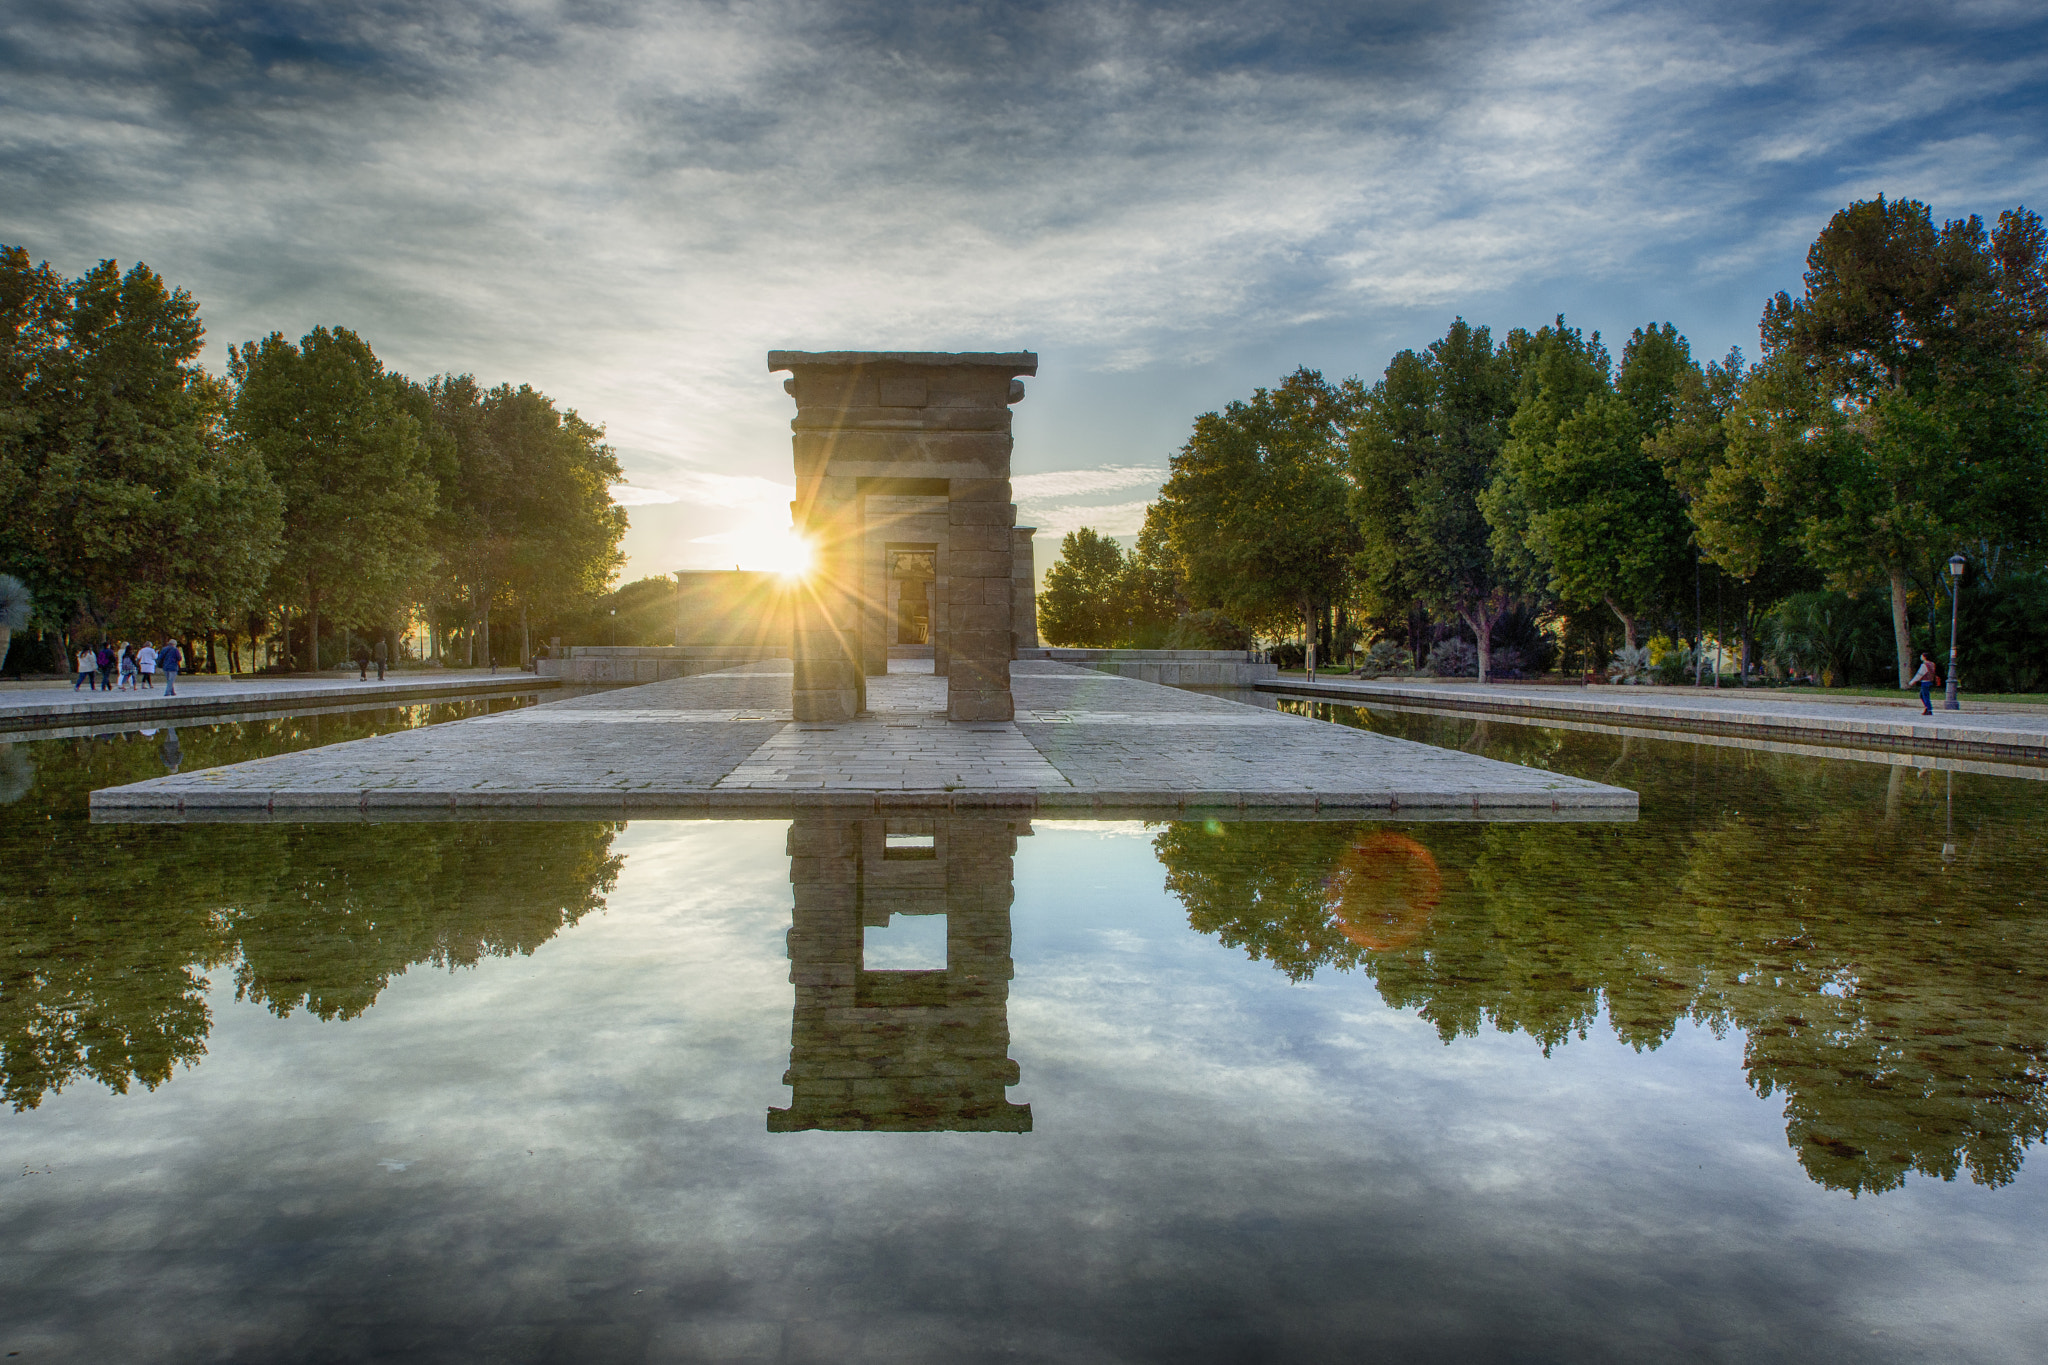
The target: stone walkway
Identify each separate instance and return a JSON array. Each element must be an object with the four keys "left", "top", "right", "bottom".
[
  {"left": 89, "top": 661, "right": 1633, "bottom": 820},
  {"left": 1265, "top": 677, "right": 2048, "bottom": 761},
  {"left": 1, "top": 669, "right": 554, "bottom": 732}
]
